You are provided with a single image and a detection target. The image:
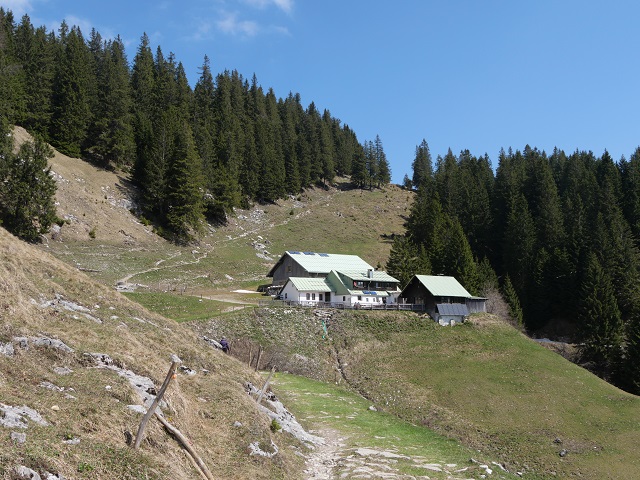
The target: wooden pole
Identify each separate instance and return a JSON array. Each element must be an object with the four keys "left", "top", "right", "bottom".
[
  {"left": 133, "top": 355, "right": 181, "bottom": 449},
  {"left": 155, "top": 412, "right": 215, "bottom": 480},
  {"left": 254, "top": 345, "right": 262, "bottom": 372},
  {"left": 256, "top": 366, "right": 276, "bottom": 405}
]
